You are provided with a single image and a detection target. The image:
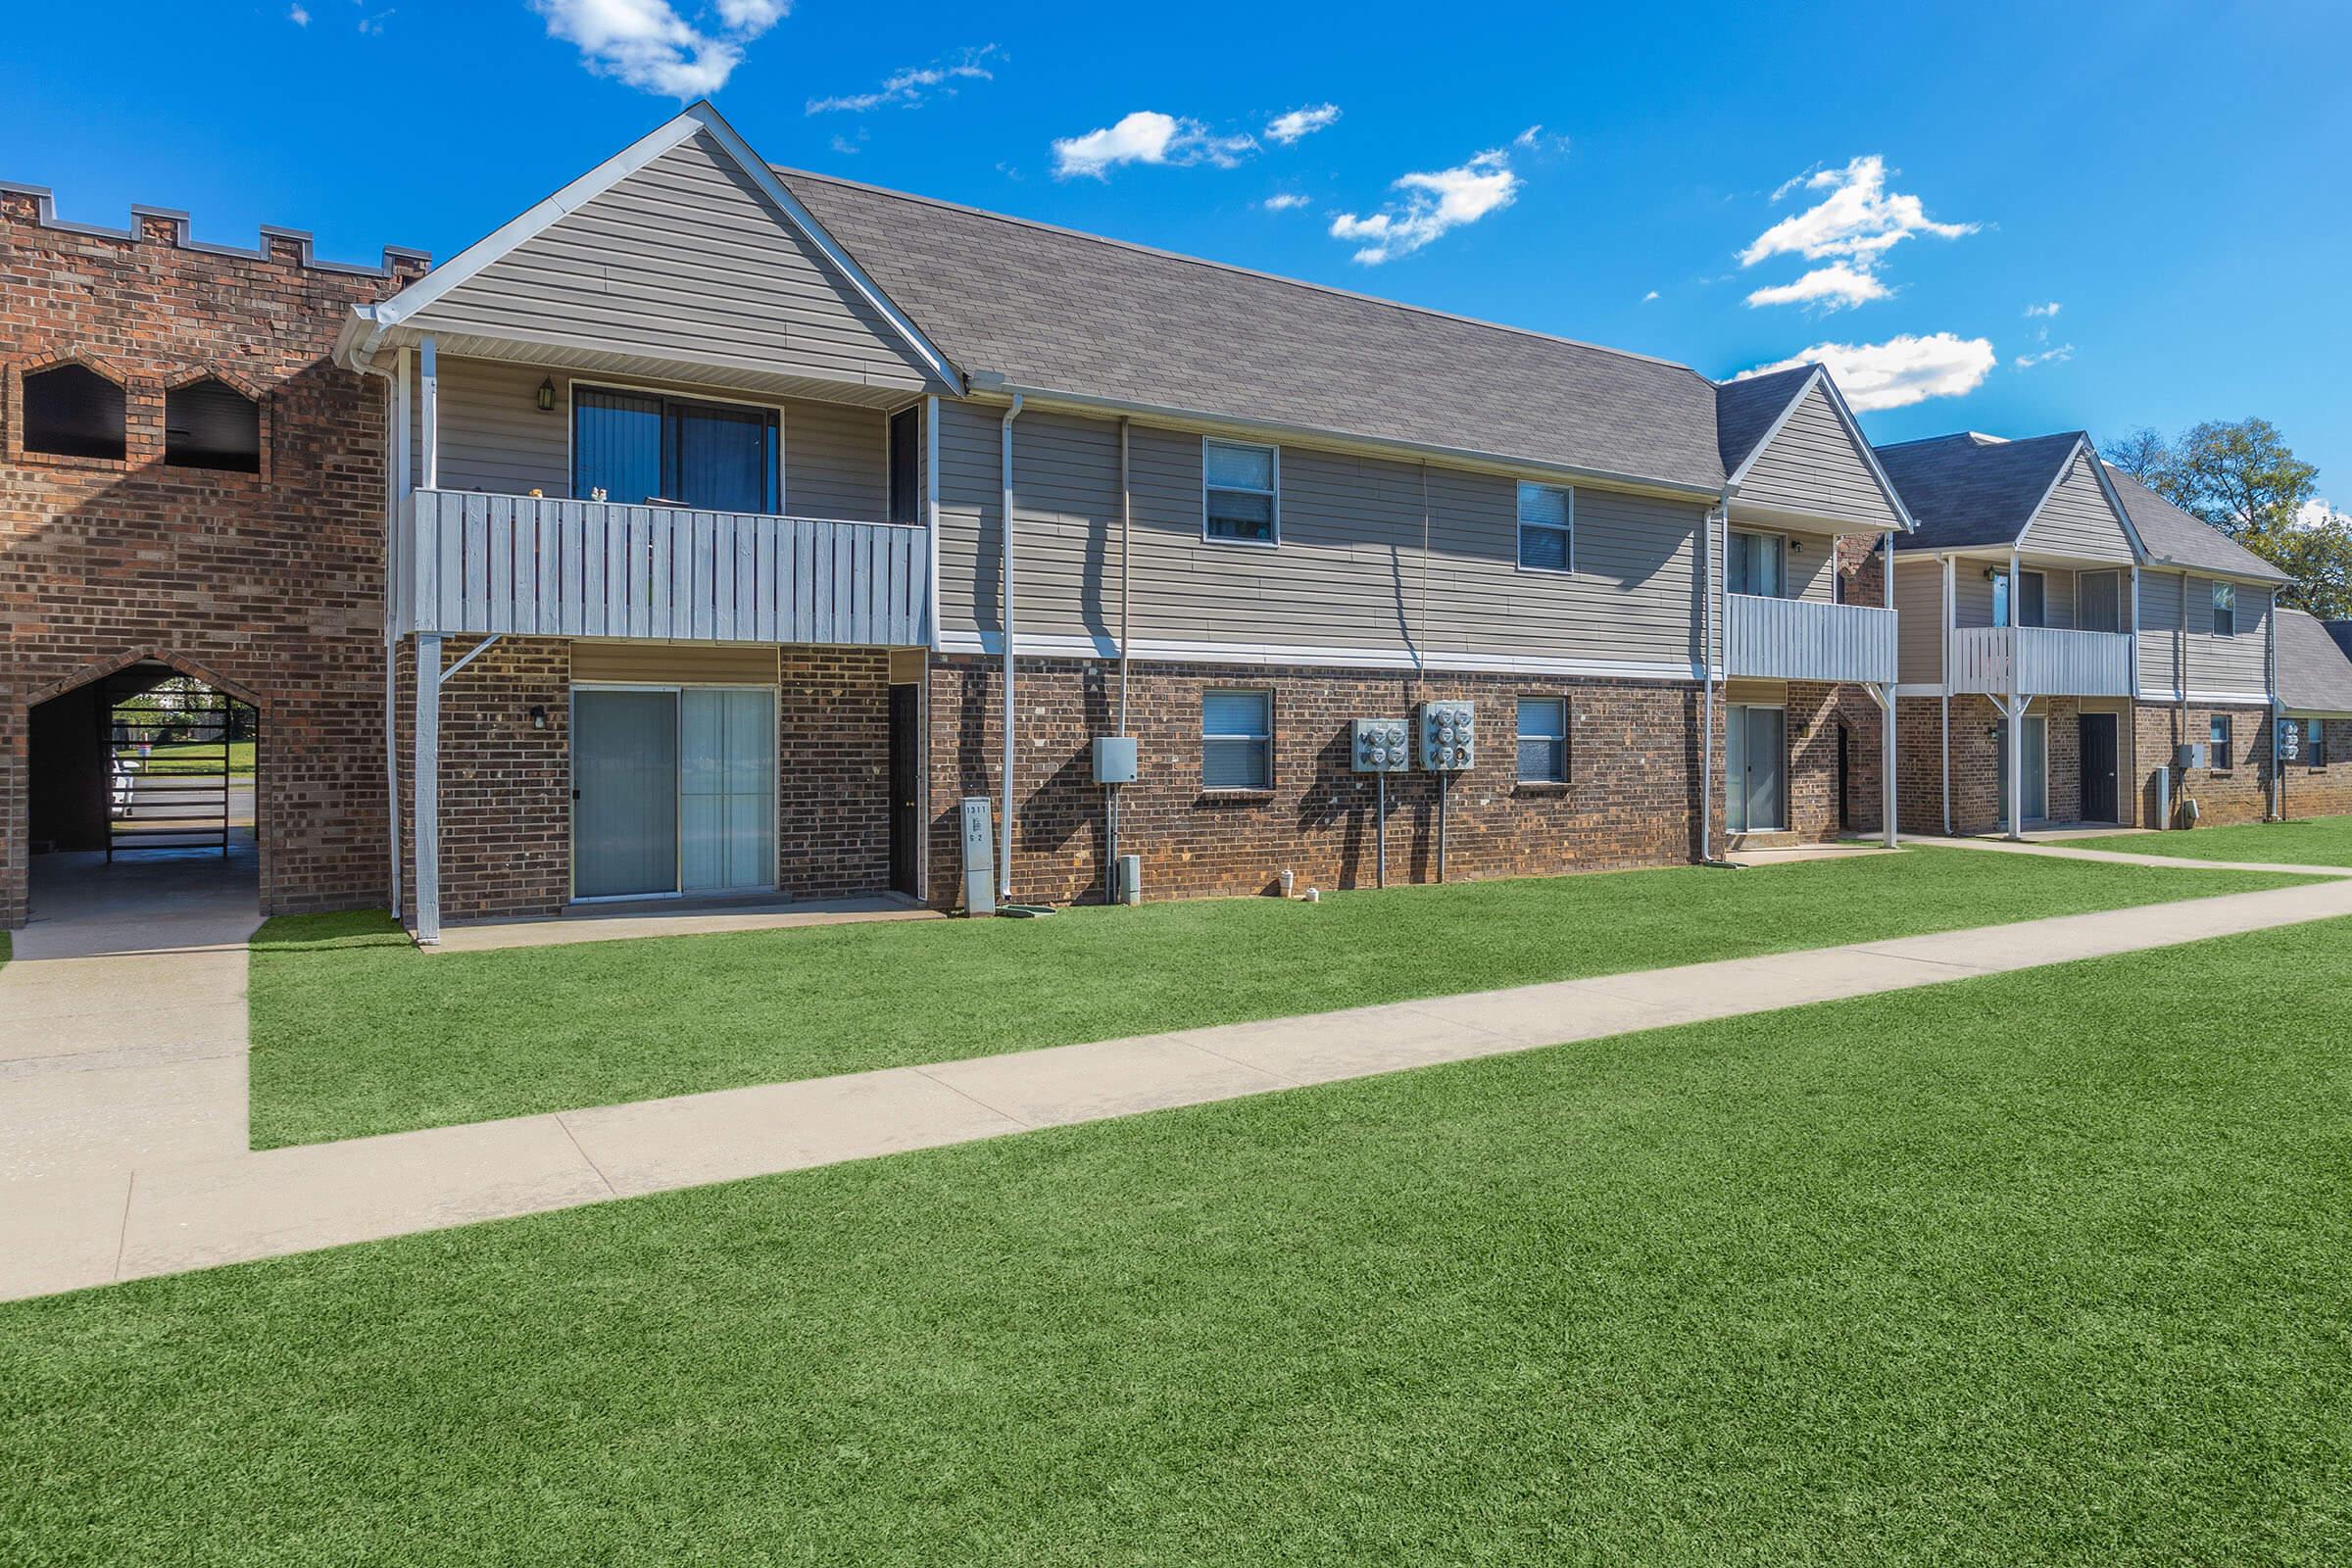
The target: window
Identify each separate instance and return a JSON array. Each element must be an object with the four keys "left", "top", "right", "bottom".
[
  {"left": 1517, "top": 482, "right": 1573, "bottom": 571},
  {"left": 2017, "top": 571, "right": 2047, "bottom": 628},
  {"left": 1516, "top": 698, "right": 1567, "bottom": 783},
  {"left": 2211, "top": 580, "right": 2236, "bottom": 638},
  {"left": 573, "top": 387, "right": 779, "bottom": 513},
  {"left": 1990, "top": 570, "right": 2010, "bottom": 628},
  {"left": 1726, "top": 529, "right": 1786, "bottom": 597},
  {"left": 2080, "top": 571, "right": 2123, "bottom": 633},
  {"left": 1201, "top": 689, "right": 1272, "bottom": 789},
  {"left": 164, "top": 377, "right": 260, "bottom": 472},
  {"left": 2210, "top": 714, "right": 2232, "bottom": 770},
  {"left": 22, "top": 363, "right": 125, "bottom": 461},
  {"left": 887, "top": 406, "right": 919, "bottom": 524},
  {"left": 2289, "top": 717, "right": 2326, "bottom": 767},
  {"left": 1203, "top": 439, "right": 1278, "bottom": 544}
]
